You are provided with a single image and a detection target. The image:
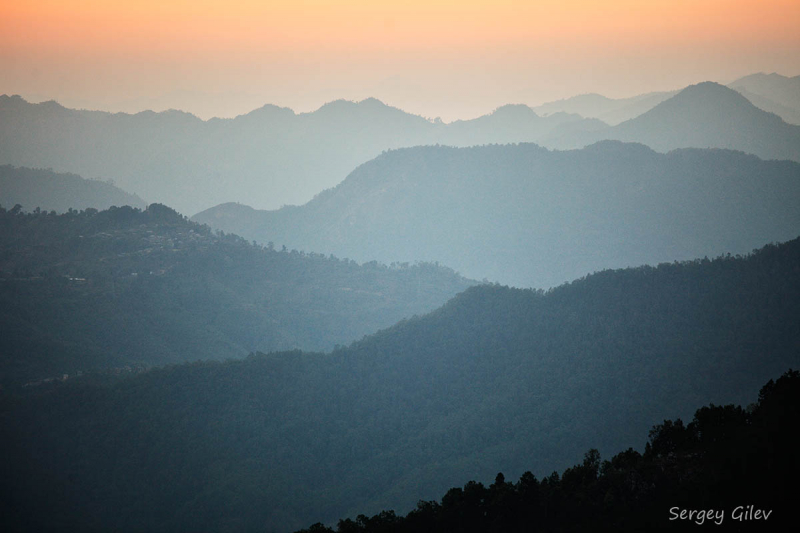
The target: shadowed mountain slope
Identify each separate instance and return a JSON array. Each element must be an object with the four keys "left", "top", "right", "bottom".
[
  {"left": 194, "top": 142, "right": 800, "bottom": 288},
  {"left": 0, "top": 204, "right": 473, "bottom": 387}
]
